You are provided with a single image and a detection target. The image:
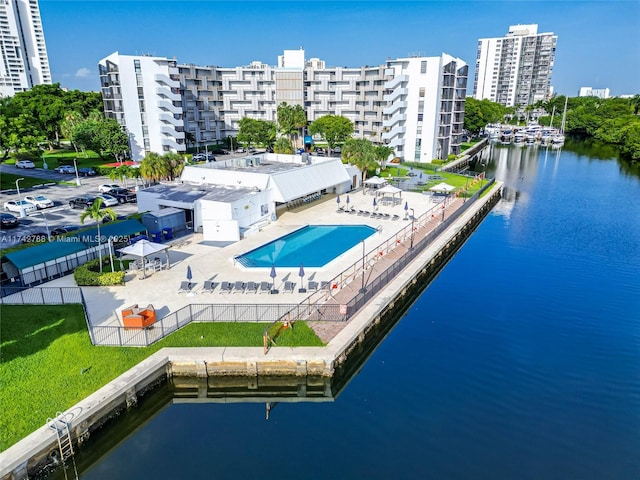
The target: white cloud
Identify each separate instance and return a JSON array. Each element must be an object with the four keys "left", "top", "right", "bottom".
[{"left": 75, "top": 68, "right": 92, "bottom": 78}]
